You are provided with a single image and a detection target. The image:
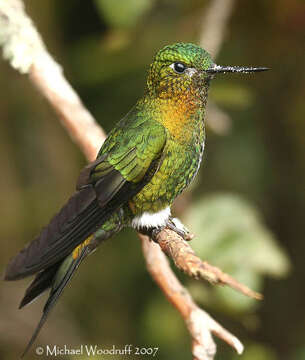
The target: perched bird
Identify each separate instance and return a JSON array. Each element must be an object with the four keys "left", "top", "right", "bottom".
[{"left": 4, "top": 42, "right": 268, "bottom": 356}]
